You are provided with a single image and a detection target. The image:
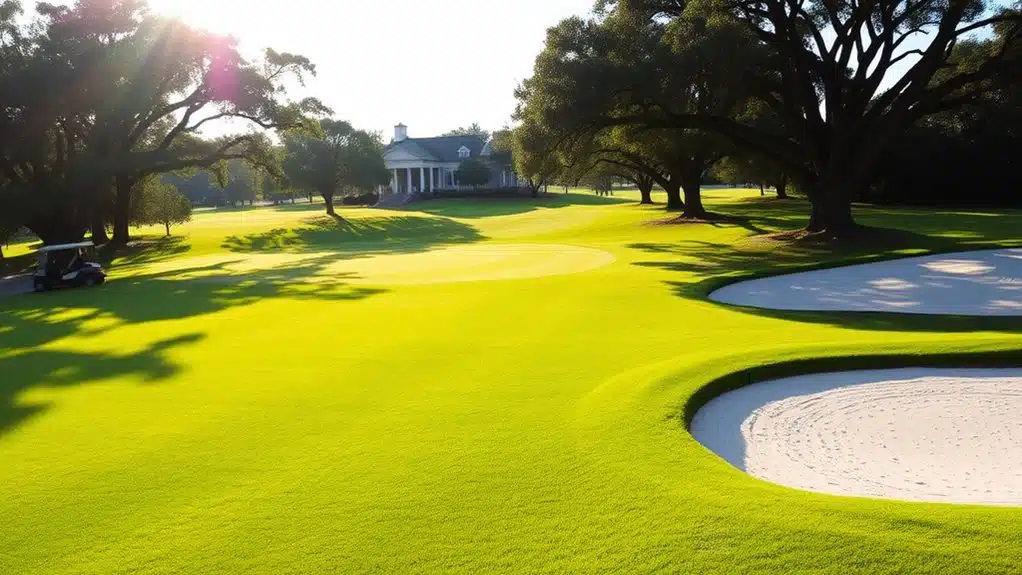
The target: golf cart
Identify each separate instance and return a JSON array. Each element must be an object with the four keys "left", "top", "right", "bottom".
[{"left": 33, "top": 242, "right": 106, "bottom": 292}]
